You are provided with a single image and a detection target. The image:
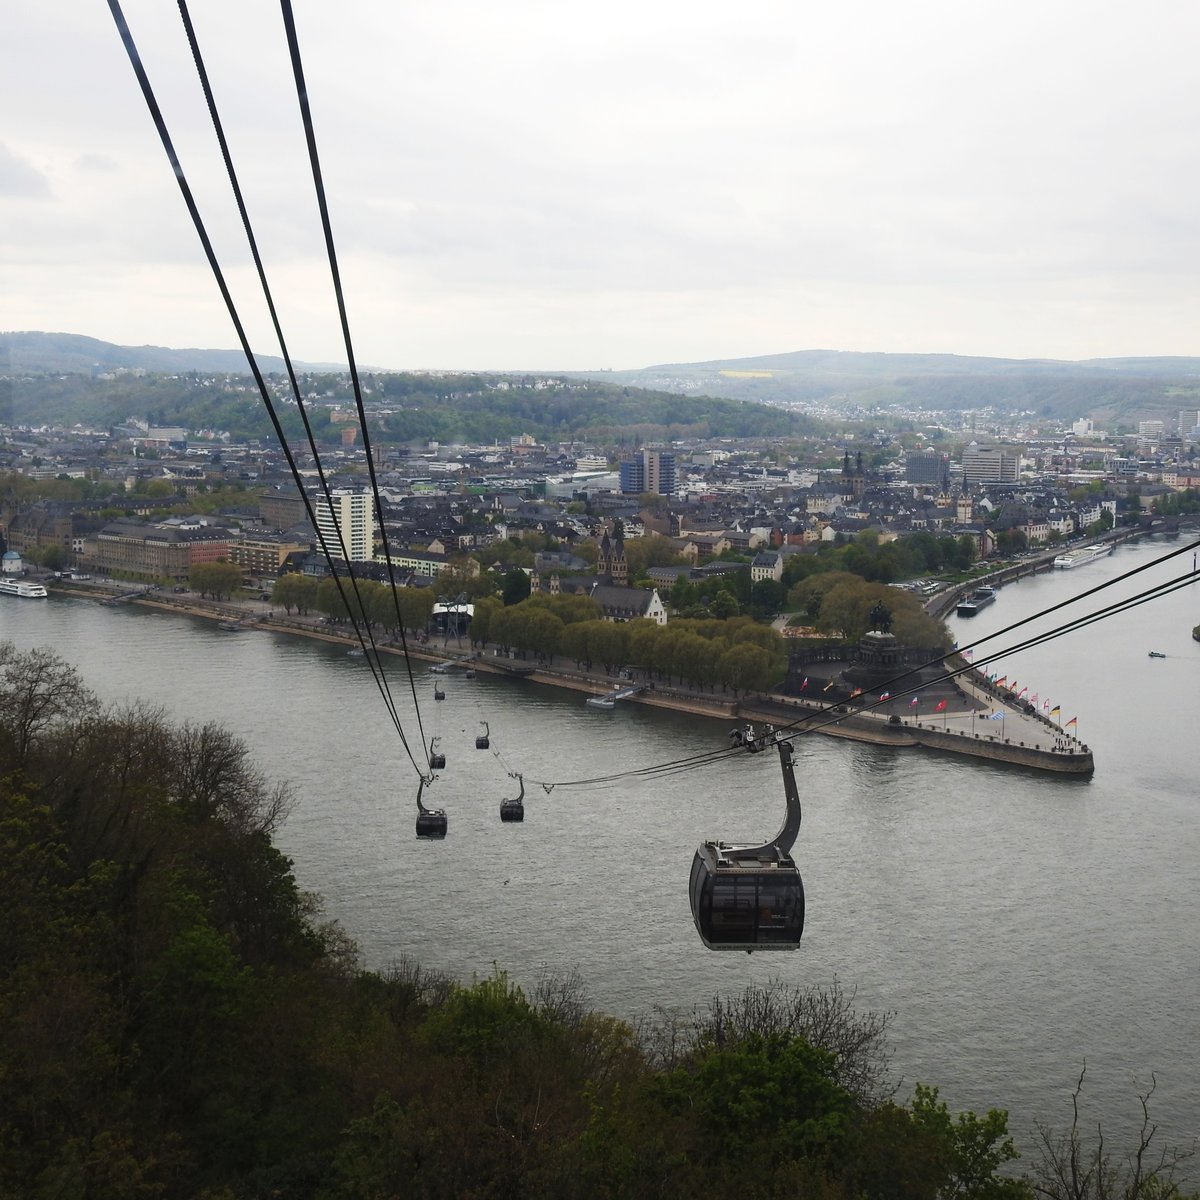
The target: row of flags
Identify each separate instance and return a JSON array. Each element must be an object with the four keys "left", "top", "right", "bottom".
[{"left": 797, "top": 675, "right": 1077, "bottom": 729}]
